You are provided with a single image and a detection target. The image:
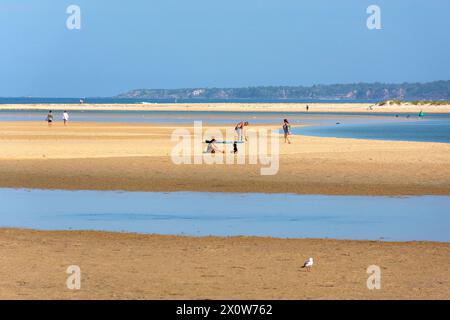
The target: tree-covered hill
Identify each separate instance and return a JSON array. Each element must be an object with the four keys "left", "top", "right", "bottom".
[{"left": 116, "top": 80, "right": 450, "bottom": 101}]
